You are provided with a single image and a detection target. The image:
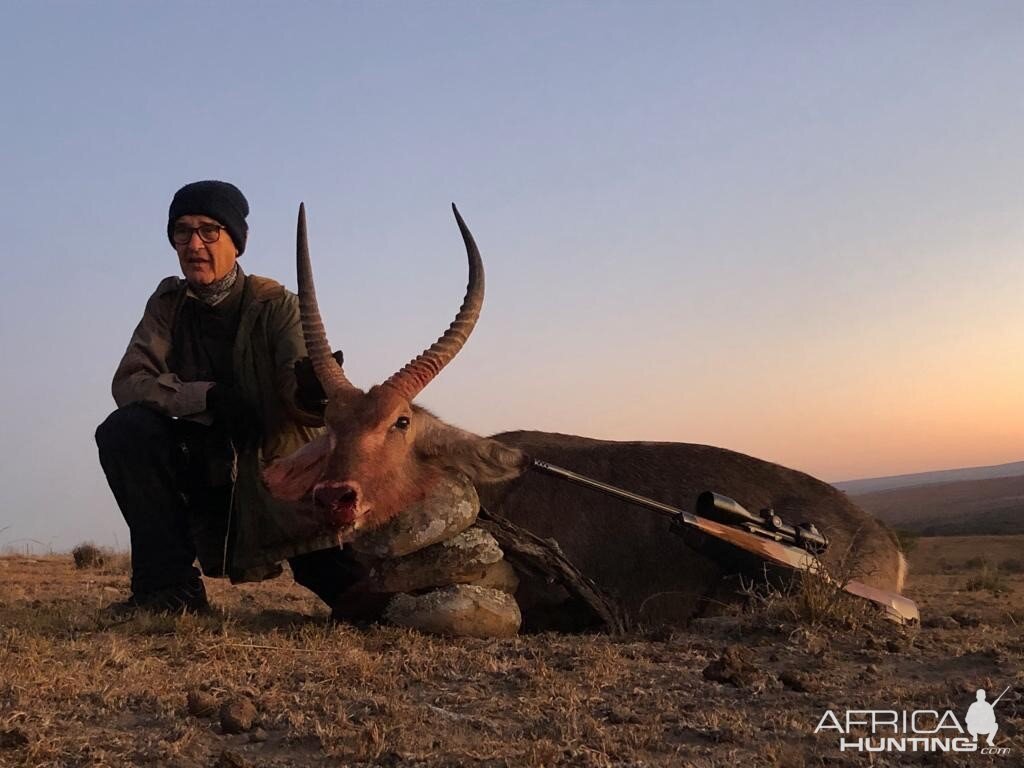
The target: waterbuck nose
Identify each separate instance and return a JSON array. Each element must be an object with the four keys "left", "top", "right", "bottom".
[{"left": 312, "top": 481, "right": 362, "bottom": 527}]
